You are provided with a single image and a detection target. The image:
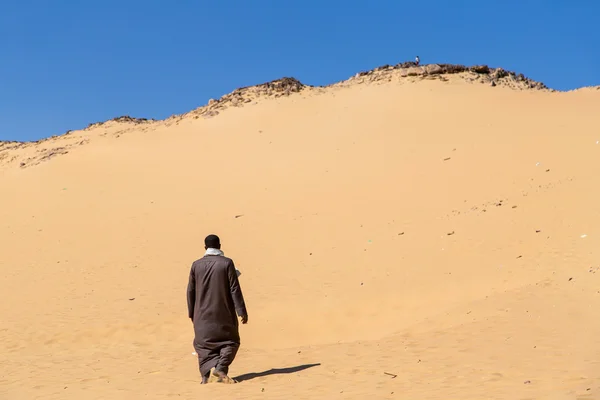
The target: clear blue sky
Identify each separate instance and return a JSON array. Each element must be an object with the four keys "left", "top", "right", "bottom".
[{"left": 1, "top": 1, "right": 598, "bottom": 142}]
